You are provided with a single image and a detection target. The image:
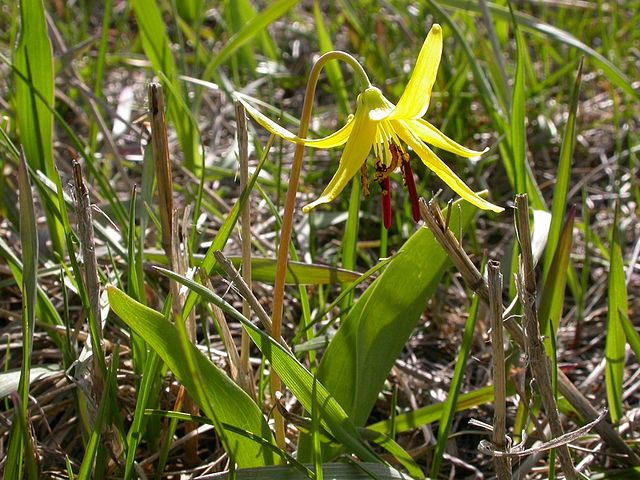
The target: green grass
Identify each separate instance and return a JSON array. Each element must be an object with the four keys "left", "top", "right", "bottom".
[{"left": 0, "top": 1, "right": 639, "bottom": 478}]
